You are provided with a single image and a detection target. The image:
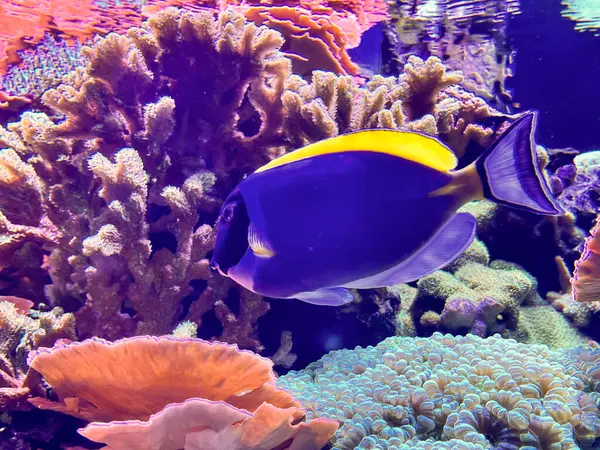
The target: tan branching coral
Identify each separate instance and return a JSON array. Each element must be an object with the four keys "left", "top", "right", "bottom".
[
  {"left": 280, "top": 55, "right": 511, "bottom": 156},
  {"left": 0, "top": 8, "right": 287, "bottom": 346},
  {"left": 0, "top": 300, "right": 75, "bottom": 411},
  {"left": 39, "top": 7, "right": 291, "bottom": 184}
]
